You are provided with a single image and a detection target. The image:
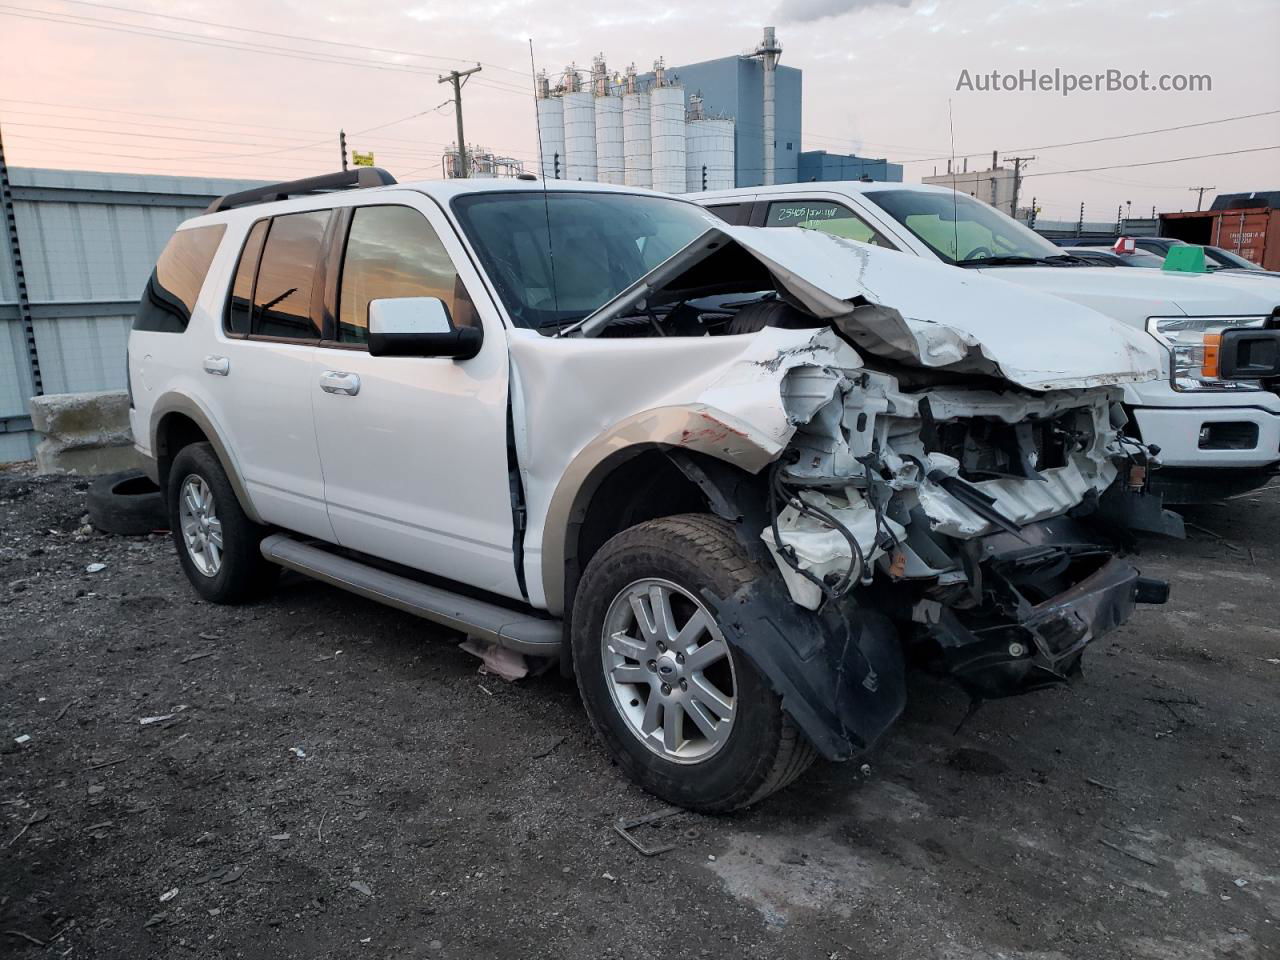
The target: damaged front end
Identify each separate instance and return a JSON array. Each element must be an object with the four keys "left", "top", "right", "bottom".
[
  {"left": 762, "top": 345, "right": 1174, "bottom": 707},
  {"left": 555, "top": 221, "right": 1176, "bottom": 762}
]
